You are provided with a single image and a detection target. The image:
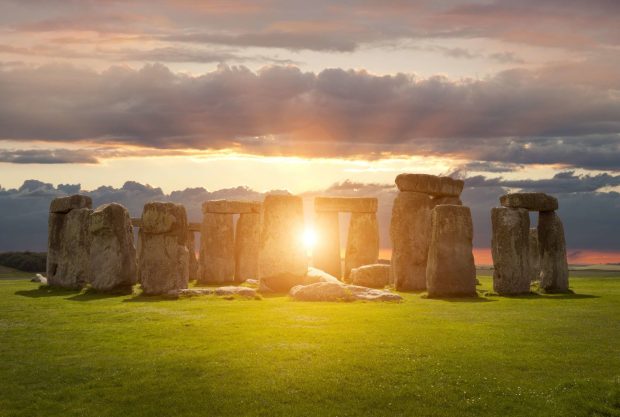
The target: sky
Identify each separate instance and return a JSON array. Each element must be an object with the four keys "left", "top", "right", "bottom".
[{"left": 0, "top": 0, "right": 619, "bottom": 262}]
